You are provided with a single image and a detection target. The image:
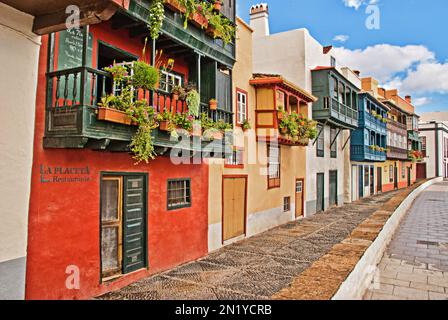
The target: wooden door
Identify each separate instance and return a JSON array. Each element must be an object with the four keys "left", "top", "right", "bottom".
[
  {"left": 369, "top": 166, "right": 375, "bottom": 195},
  {"left": 329, "top": 171, "right": 337, "bottom": 207},
  {"left": 295, "top": 179, "right": 304, "bottom": 218},
  {"left": 101, "top": 177, "right": 123, "bottom": 278},
  {"left": 358, "top": 166, "right": 364, "bottom": 198},
  {"left": 316, "top": 173, "right": 325, "bottom": 212},
  {"left": 377, "top": 167, "right": 382, "bottom": 193},
  {"left": 223, "top": 177, "right": 247, "bottom": 242},
  {"left": 407, "top": 167, "right": 412, "bottom": 187},
  {"left": 122, "top": 176, "right": 147, "bottom": 274},
  {"left": 394, "top": 166, "right": 399, "bottom": 189}
]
